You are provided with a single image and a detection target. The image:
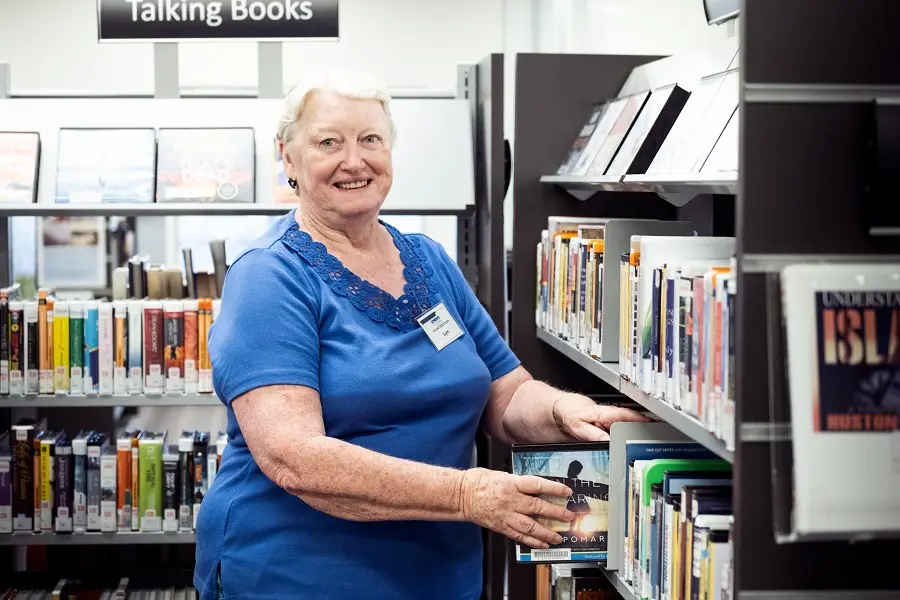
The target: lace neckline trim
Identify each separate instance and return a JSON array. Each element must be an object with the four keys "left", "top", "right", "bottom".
[{"left": 281, "top": 220, "right": 437, "bottom": 333}]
